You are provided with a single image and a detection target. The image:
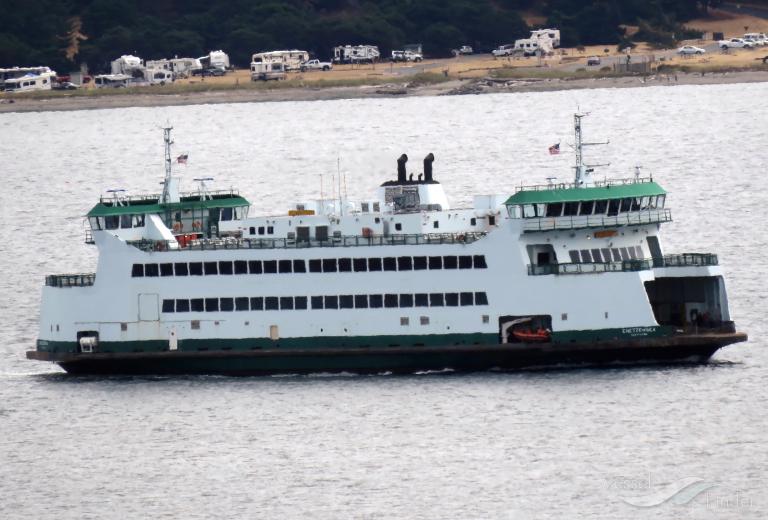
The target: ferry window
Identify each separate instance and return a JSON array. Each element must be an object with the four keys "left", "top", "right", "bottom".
[
  {"left": 619, "top": 198, "right": 632, "bottom": 213},
  {"left": 657, "top": 195, "right": 666, "bottom": 208},
  {"left": 630, "top": 198, "right": 641, "bottom": 211},
  {"left": 248, "top": 260, "right": 262, "bottom": 274},
  {"left": 278, "top": 260, "right": 292, "bottom": 273},
  {"left": 265, "top": 297, "right": 278, "bottom": 310},
  {"left": 220, "top": 298, "right": 234, "bottom": 312},
  {"left": 249, "top": 297, "right": 264, "bottom": 311},
  {"left": 219, "top": 261, "right": 233, "bottom": 275},
  {"left": 400, "top": 317, "right": 409, "bottom": 326},
  {"left": 600, "top": 249, "right": 611, "bottom": 263},
  {"left": 131, "top": 264, "right": 144, "bottom": 277},
  {"left": 607, "top": 199, "right": 620, "bottom": 216},
  {"left": 395, "top": 223, "right": 402, "bottom": 231},
  {"left": 120, "top": 214, "right": 132, "bottom": 228},
  {"left": 235, "top": 297, "right": 249, "bottom": 311},
  {"left": 443, "top": 256, "right": 458, "bottom": 269},
  {"left": 445, "top": 293, "right": 459, "bottom": 306},
  {"left": 470, "top": 218, "right": 477, "bottom": 226},
  {"left": 293, "top": 259, "right": 306, "bottom": 273},
  {"left": 280, "top": 297, "right": 294, "bottom": 310},
  {"left": 523, "top": 205, "right": 536, "bottom": 218},
  {"left": 489, "top": 216, "right": 496, "bottom": 226},
  {"left": 263, "top": 260, "right": 277, "bottom": 274},
  {"left": 619, "top": 248, "right": 629, "bottom": 261},
  {"left": 563, "top": 202, "right": 579, "bottom": 216},
  {"left": 594, "top": 200, "right": 608, "bottom": 214},
  {"left": 611, "top": 248, "right": 622, "bottom": 261},
  {"left": 258, "top": 226, "right": 265, "bottom": 235},
  {"left": 311, "top": 296, "right": 324, "bottom": 309},
  {"left": 234, "top": 261, "right": 248, "bottom": 274},
  {"left": 309, "top": 259, "right": 322, "bottom": 273},
  {"left": 430, "top": 293, "right": 444, "bottom": 307},
  {"left": 368, "top": 258, "right": 382, "bottom": 271},
  {"left": 354, "top": 295, "right": 368, "bottom": 308},
  {"left": 322, "top": 258, "right": 337, "bottom": 272},
  {"left": 580, "top": 250, "right": 592, "bottom": 263},
  {"left": 369, "top": 294, "right": 383, "bottom": 308},
  {"left": 413, "top": 256, "right": 427, "bottom": 270},
  {"left": 105, "top": 216, "right": 119, "bottom": 230},
  {"left": 338, "top": 258, "right": 352, "bottom": 272},
  {"left": 579, "top": 200, "right": 594, "bottom": 216},
  {"left": 340, "top": 295, "right": 353, "bottom": 309},
  {"left": 473, "top": 255, "right": 488, "bottom": 268},
  {"left": 569, "top": 250, "right": 580, "bottom": 263},
  {"left": 205, "top": 298, "right": 219, "bottom": 312},
  {"left": 635, "top": 246, "right": 643, "bottom": 258},
  {"left": 204, "top": 262, "right": 218, "bottom": 275},
  {"left": 640, "top": 196, "right": 650, "bottom": 210},
  {"left": 221, "top": 208, "right": 233, "bottom": 221},
  {"left": 374, "top": 217, "right": 381, "bottom": 223},
  {"left": 398, "top": 257, "right": 412, "bottom": 270},
  {"left": 176, "top": 299, "right": 190, "bottom": 312},
  {"left": 459, "top": 256, "right": 472, "bottom": 269},
  {"left": 590, "top": 249, "right": 603, "bottom": 263},
  {"left": 145, "top": 264, "right": 159, "bottom": 277},
  {"left": 546, "top": 203, "right": 563, "bottom": 217},
  {"left": 433, "top": 221, "right": 439, "bottom": 229},
  {"left": 415, "top": 293, "right": 429, "bottom": 307},
  {"left": 384, "top": 294, "right": 398, "bottom": 308},
  {"left": 89, "top": 217, "right": 102, "bottom": 230},
  {"left": 420, "top": 316, "right": 430, "bottom": 325},
  {"left": 295, "top": 296, "right": 308, "bottom": 310},
  {"left": 399, "top": 294, "right": 414, "bottom": 307},
  {"left": 383, "top": 257, "right": 397, "bottom": 271},
  {"left": 353, "top": 258, "right": 367, "bottom": 272},
  {"left": 628, "top": 247, "right": 638, "bottom": 260},
  {"left": 324, "top": 295, "right": 338, "bottom": 309},
  {"left": 191, "top": 298, "right": 204, "bottom": 312},
  {"left": 373, "top": 202, "right": 380, "bottom": 212},
  {"left": 267, "top": 226, "right": 274, "bottom": 234},
  {"left": 361, "top": 202, "right": 370, "bottom": 212},
  {"left": 134, "top": 214, "right": 145, "bottom": 227},
  {"left": 428, "top": 256, "right": 442, "bottom": 269},
  {"left": 175, "top": 263, "right": 188, "bottom": 276},
  {"left": 160, "top": 263, "right": 173, "bottom": 277},
  {"left": 460, "top": 292, "right": 473, "bottom": 306},
  {"left": 315, "top": 226, "right": 329, "bottom": 241},
  {"left": 249, "top": 227, "right": 256, "bottom": 235},
  {"left": 475, "top": 292, "right": 489, "bottom": 305},
  {"left": 162, "top": 299, "right": 175, "bottom": 313}
]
